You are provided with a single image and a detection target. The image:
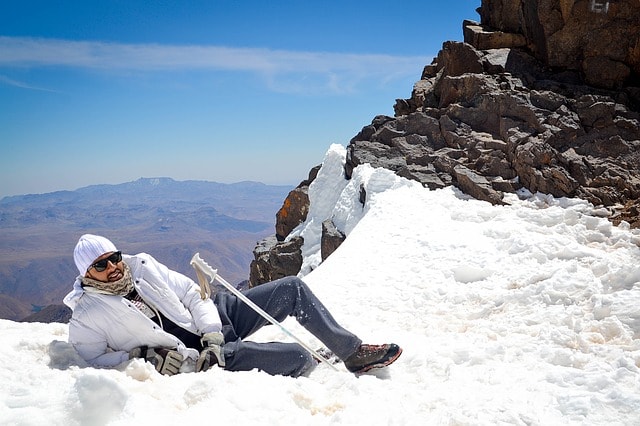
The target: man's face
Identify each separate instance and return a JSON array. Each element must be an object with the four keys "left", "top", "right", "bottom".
[{"left": 85, "top": 251, "right": 124, "bottom": 282}]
